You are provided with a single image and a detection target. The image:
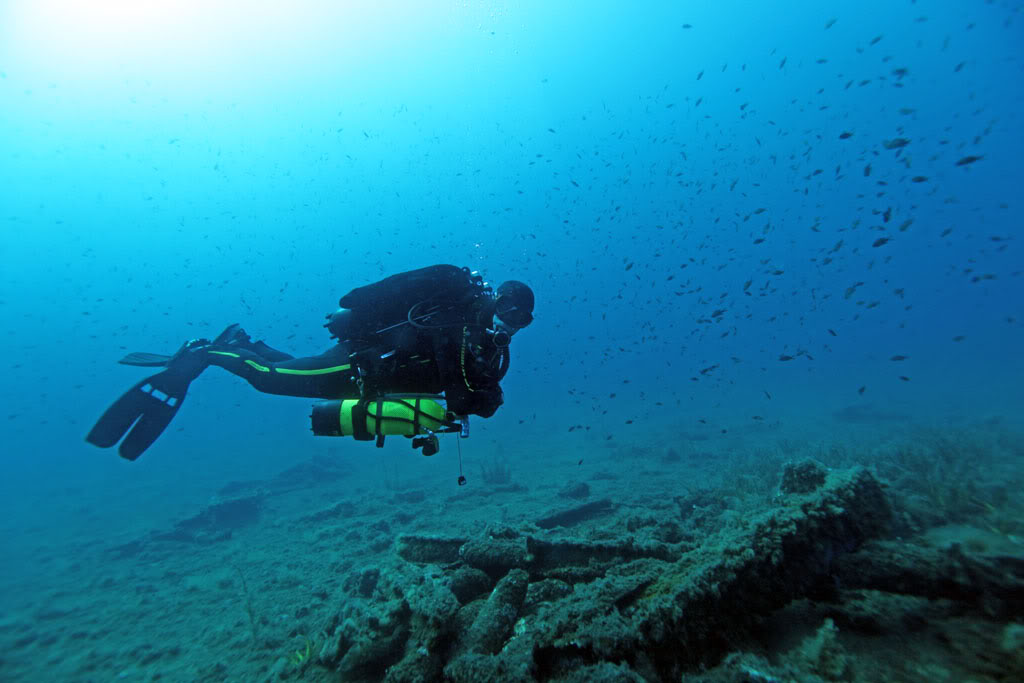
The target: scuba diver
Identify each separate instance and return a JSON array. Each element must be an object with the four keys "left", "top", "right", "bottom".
[{"left": 86, "top": 264, "right": 534, "bottom": 463}]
